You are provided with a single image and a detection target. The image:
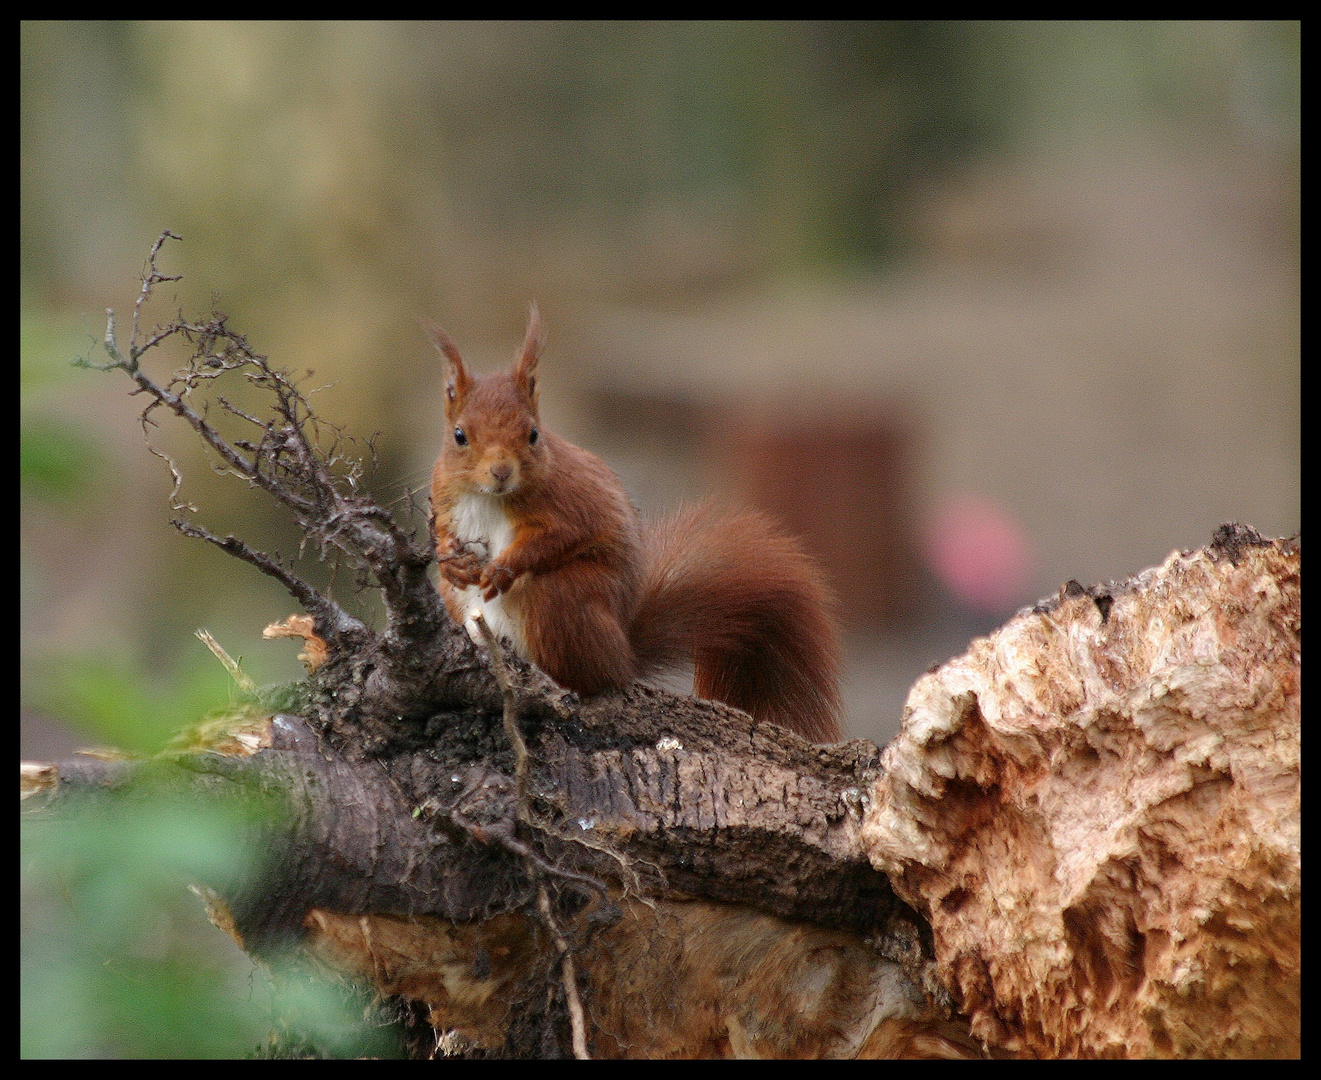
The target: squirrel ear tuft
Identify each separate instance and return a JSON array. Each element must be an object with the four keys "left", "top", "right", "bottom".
[
  {"left": 421, "top": 316, "right": 465, "bottom": 368},
  {"left": 421, "top": 316, "right": 471, "bottom": 412},
  {"left": 514, "top": 303, "right": 544, "bottom": 399}
]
